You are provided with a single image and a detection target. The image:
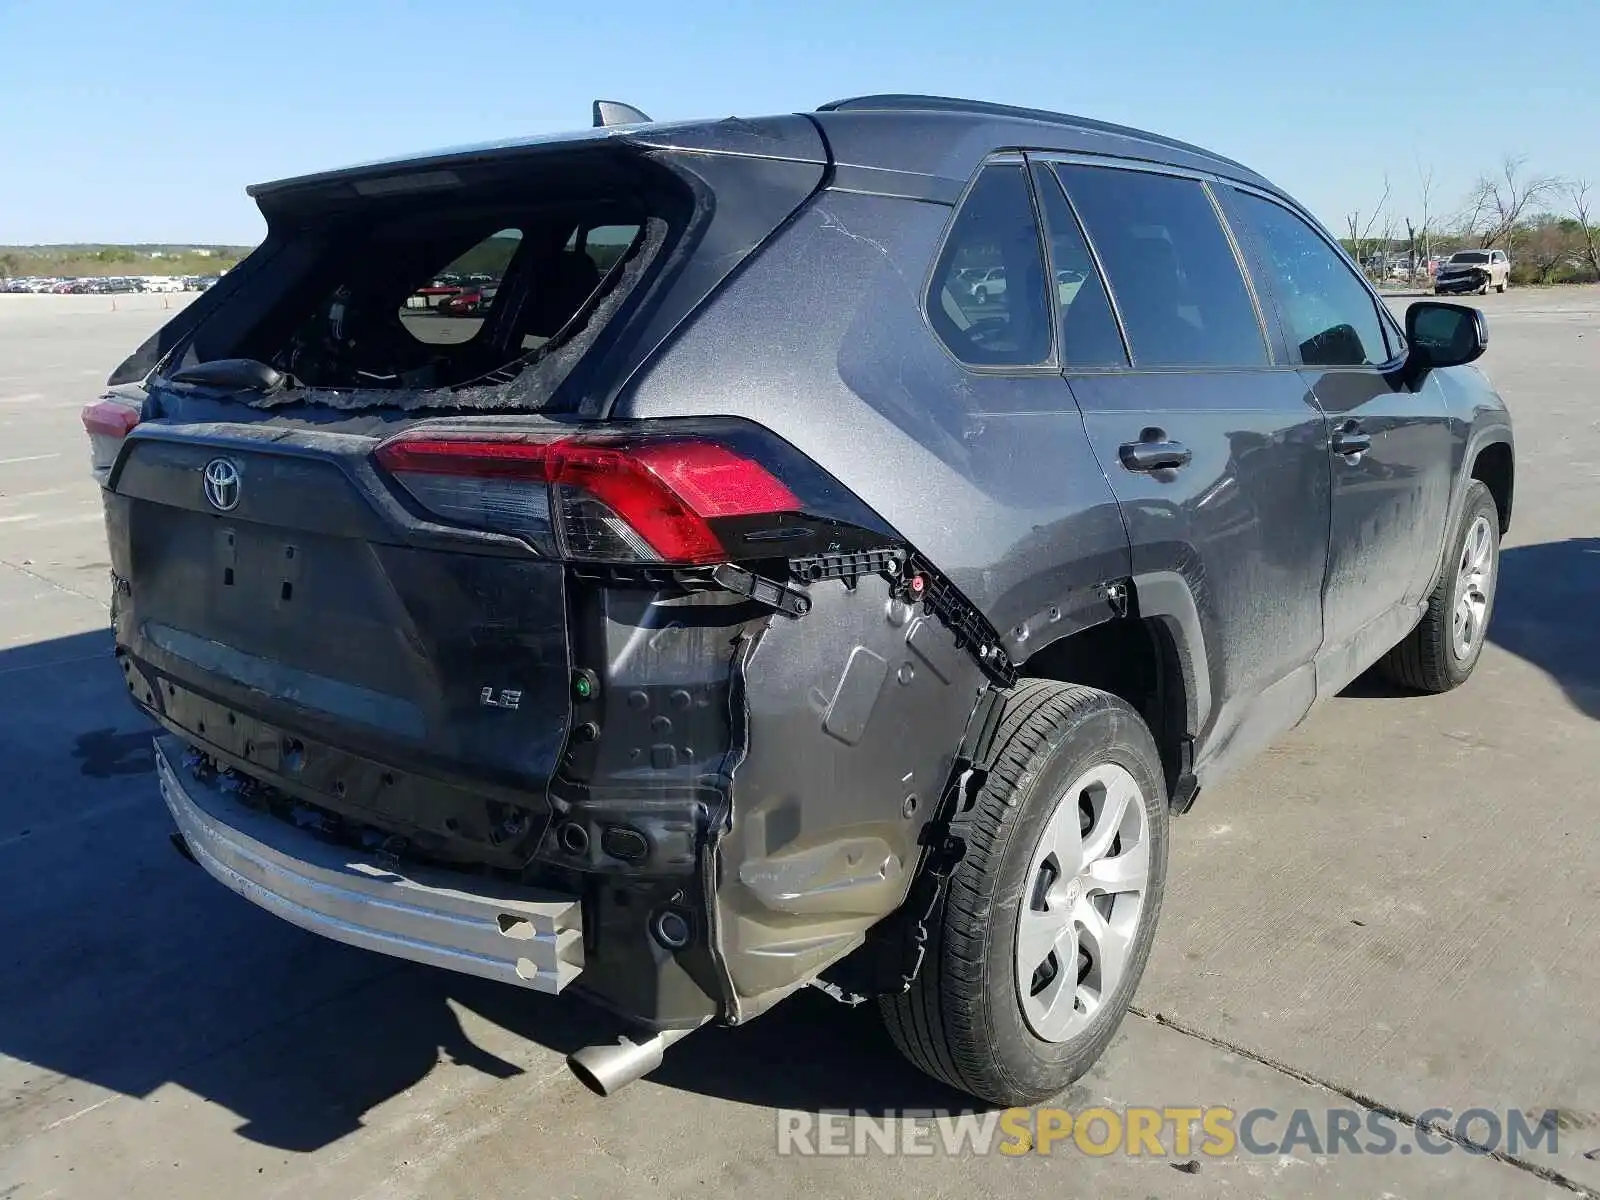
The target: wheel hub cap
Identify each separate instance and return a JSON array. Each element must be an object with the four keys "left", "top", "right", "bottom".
[
  {"left": 1451, "top": 514, "right": 1495, "bottom": 661},
  {"left": 1015, "top": 762, "right": 1150, "bottom": 1044}
]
